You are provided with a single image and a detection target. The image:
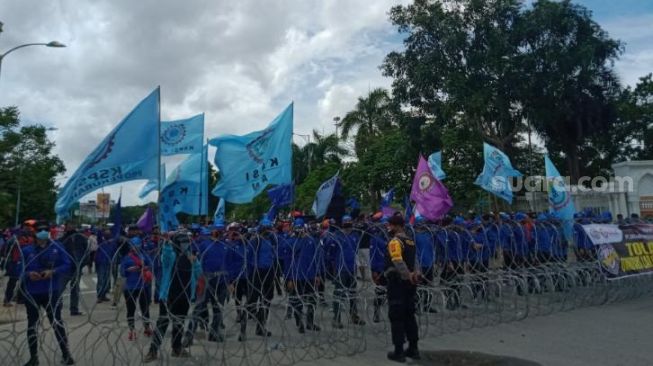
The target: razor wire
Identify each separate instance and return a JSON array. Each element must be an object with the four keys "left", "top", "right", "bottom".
[{"left": 0, "top": 220, "right": 652, "bottom": 366}]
